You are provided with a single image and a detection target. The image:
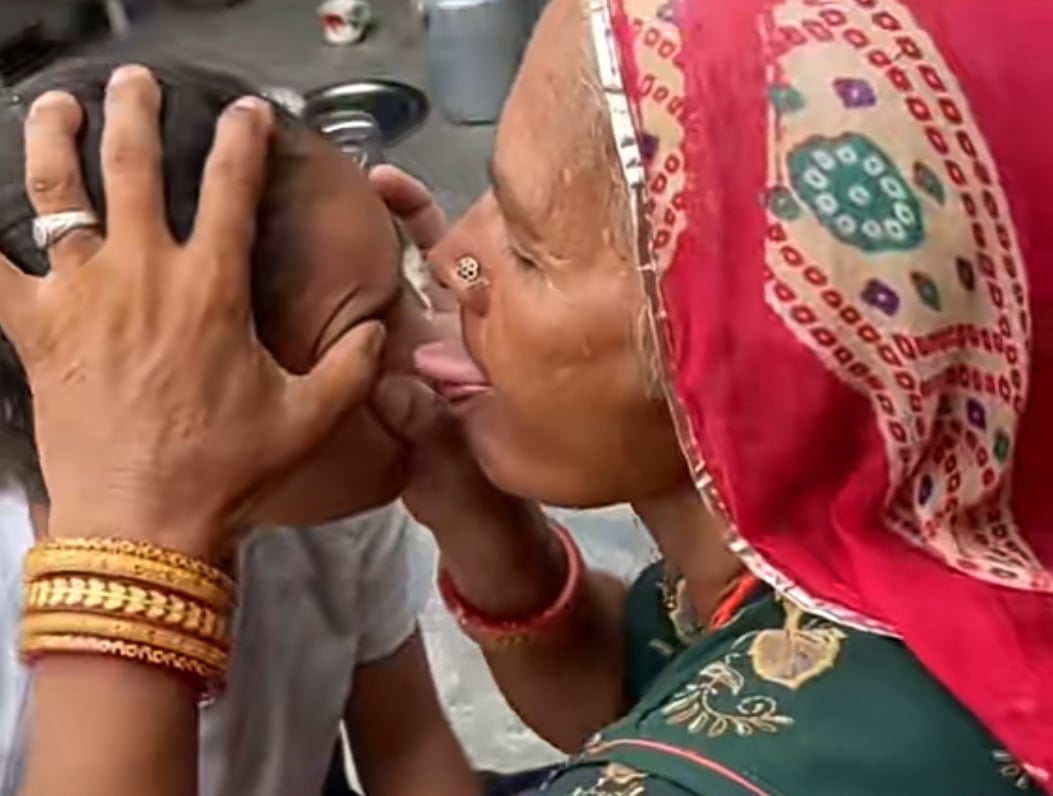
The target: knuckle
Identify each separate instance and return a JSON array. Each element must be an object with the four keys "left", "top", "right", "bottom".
[
  {"left": 208, "top": 153, "right": 255, "bottom": 192},
  {"left": 26, "top": 169, "right": 79, "bottom": 200},
  {"left": 103, "top": 138, "right": 159, "bottom": 175}
]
